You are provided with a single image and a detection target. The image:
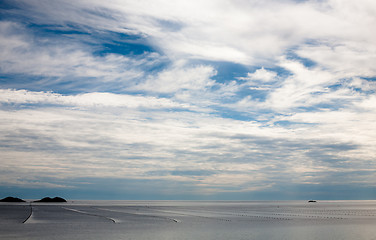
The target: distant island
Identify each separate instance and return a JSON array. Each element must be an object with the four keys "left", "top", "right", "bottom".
[
  {"left": 34, "top": 197, "right": 67, "bottom": 203},
  {"left": 0, "top": 196, "right": 26, "bottom": 202}
]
